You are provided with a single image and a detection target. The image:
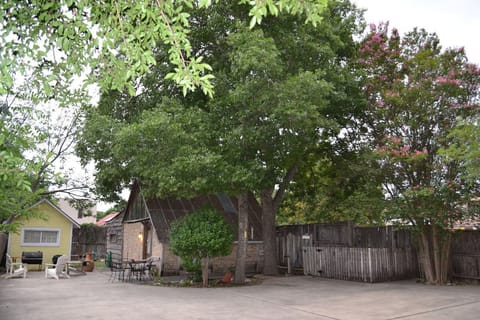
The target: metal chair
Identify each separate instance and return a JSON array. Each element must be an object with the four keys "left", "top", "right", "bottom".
[{"left": 109, "top": 261, "right": 129, "bottom": 282}]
